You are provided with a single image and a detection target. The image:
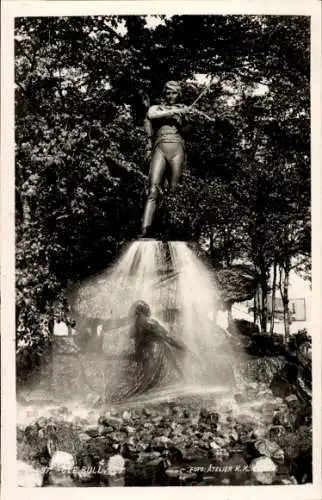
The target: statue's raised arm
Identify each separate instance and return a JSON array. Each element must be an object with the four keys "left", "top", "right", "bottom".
[{"left": 146, "top": 104, "right": 188, "bottom": 121}]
